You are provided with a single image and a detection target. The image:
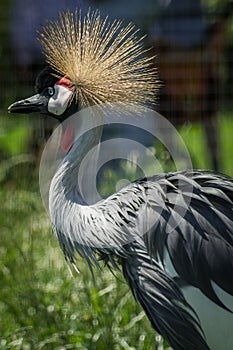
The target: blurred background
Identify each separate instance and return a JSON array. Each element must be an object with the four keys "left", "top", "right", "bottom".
[{"left": 0, "top": 1, "right": 233, "bottom": 349}]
